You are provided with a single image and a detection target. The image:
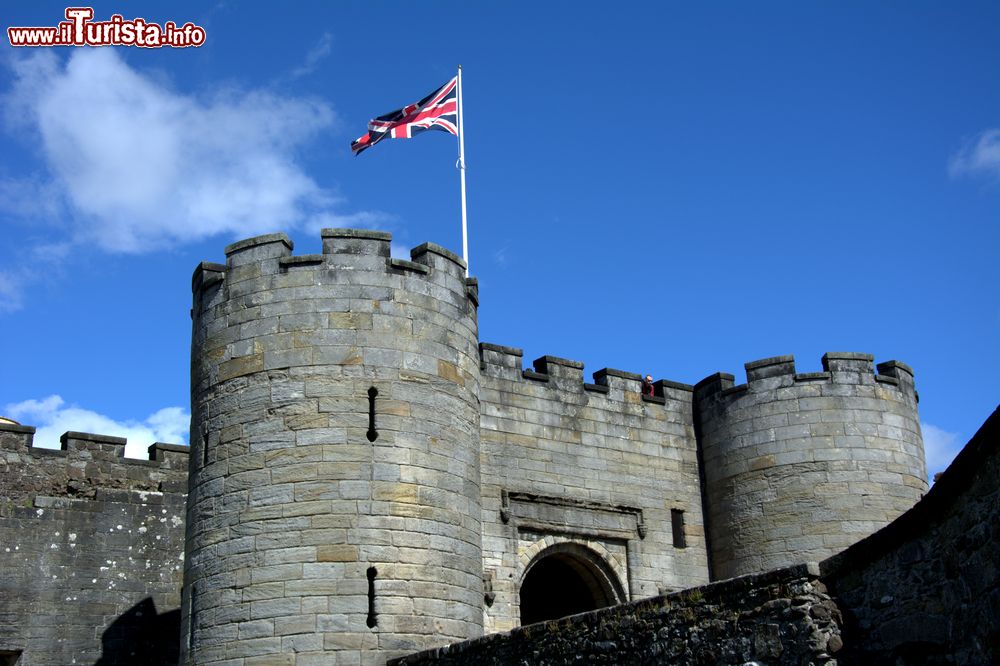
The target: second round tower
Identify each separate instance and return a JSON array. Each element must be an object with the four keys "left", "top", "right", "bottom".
[{"left": 694, "top": 353, "right": 927, "bottom": 580}]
